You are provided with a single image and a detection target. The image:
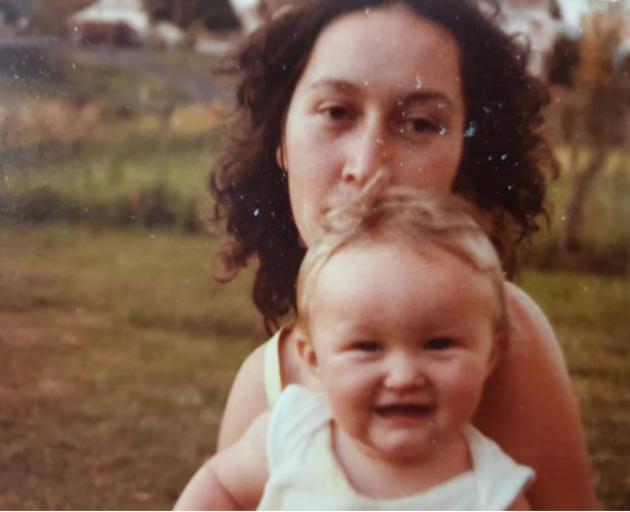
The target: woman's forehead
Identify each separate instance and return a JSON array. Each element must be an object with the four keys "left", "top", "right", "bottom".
[{"left": 297, "top": 5, "right": 464, "bottom": 104}]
